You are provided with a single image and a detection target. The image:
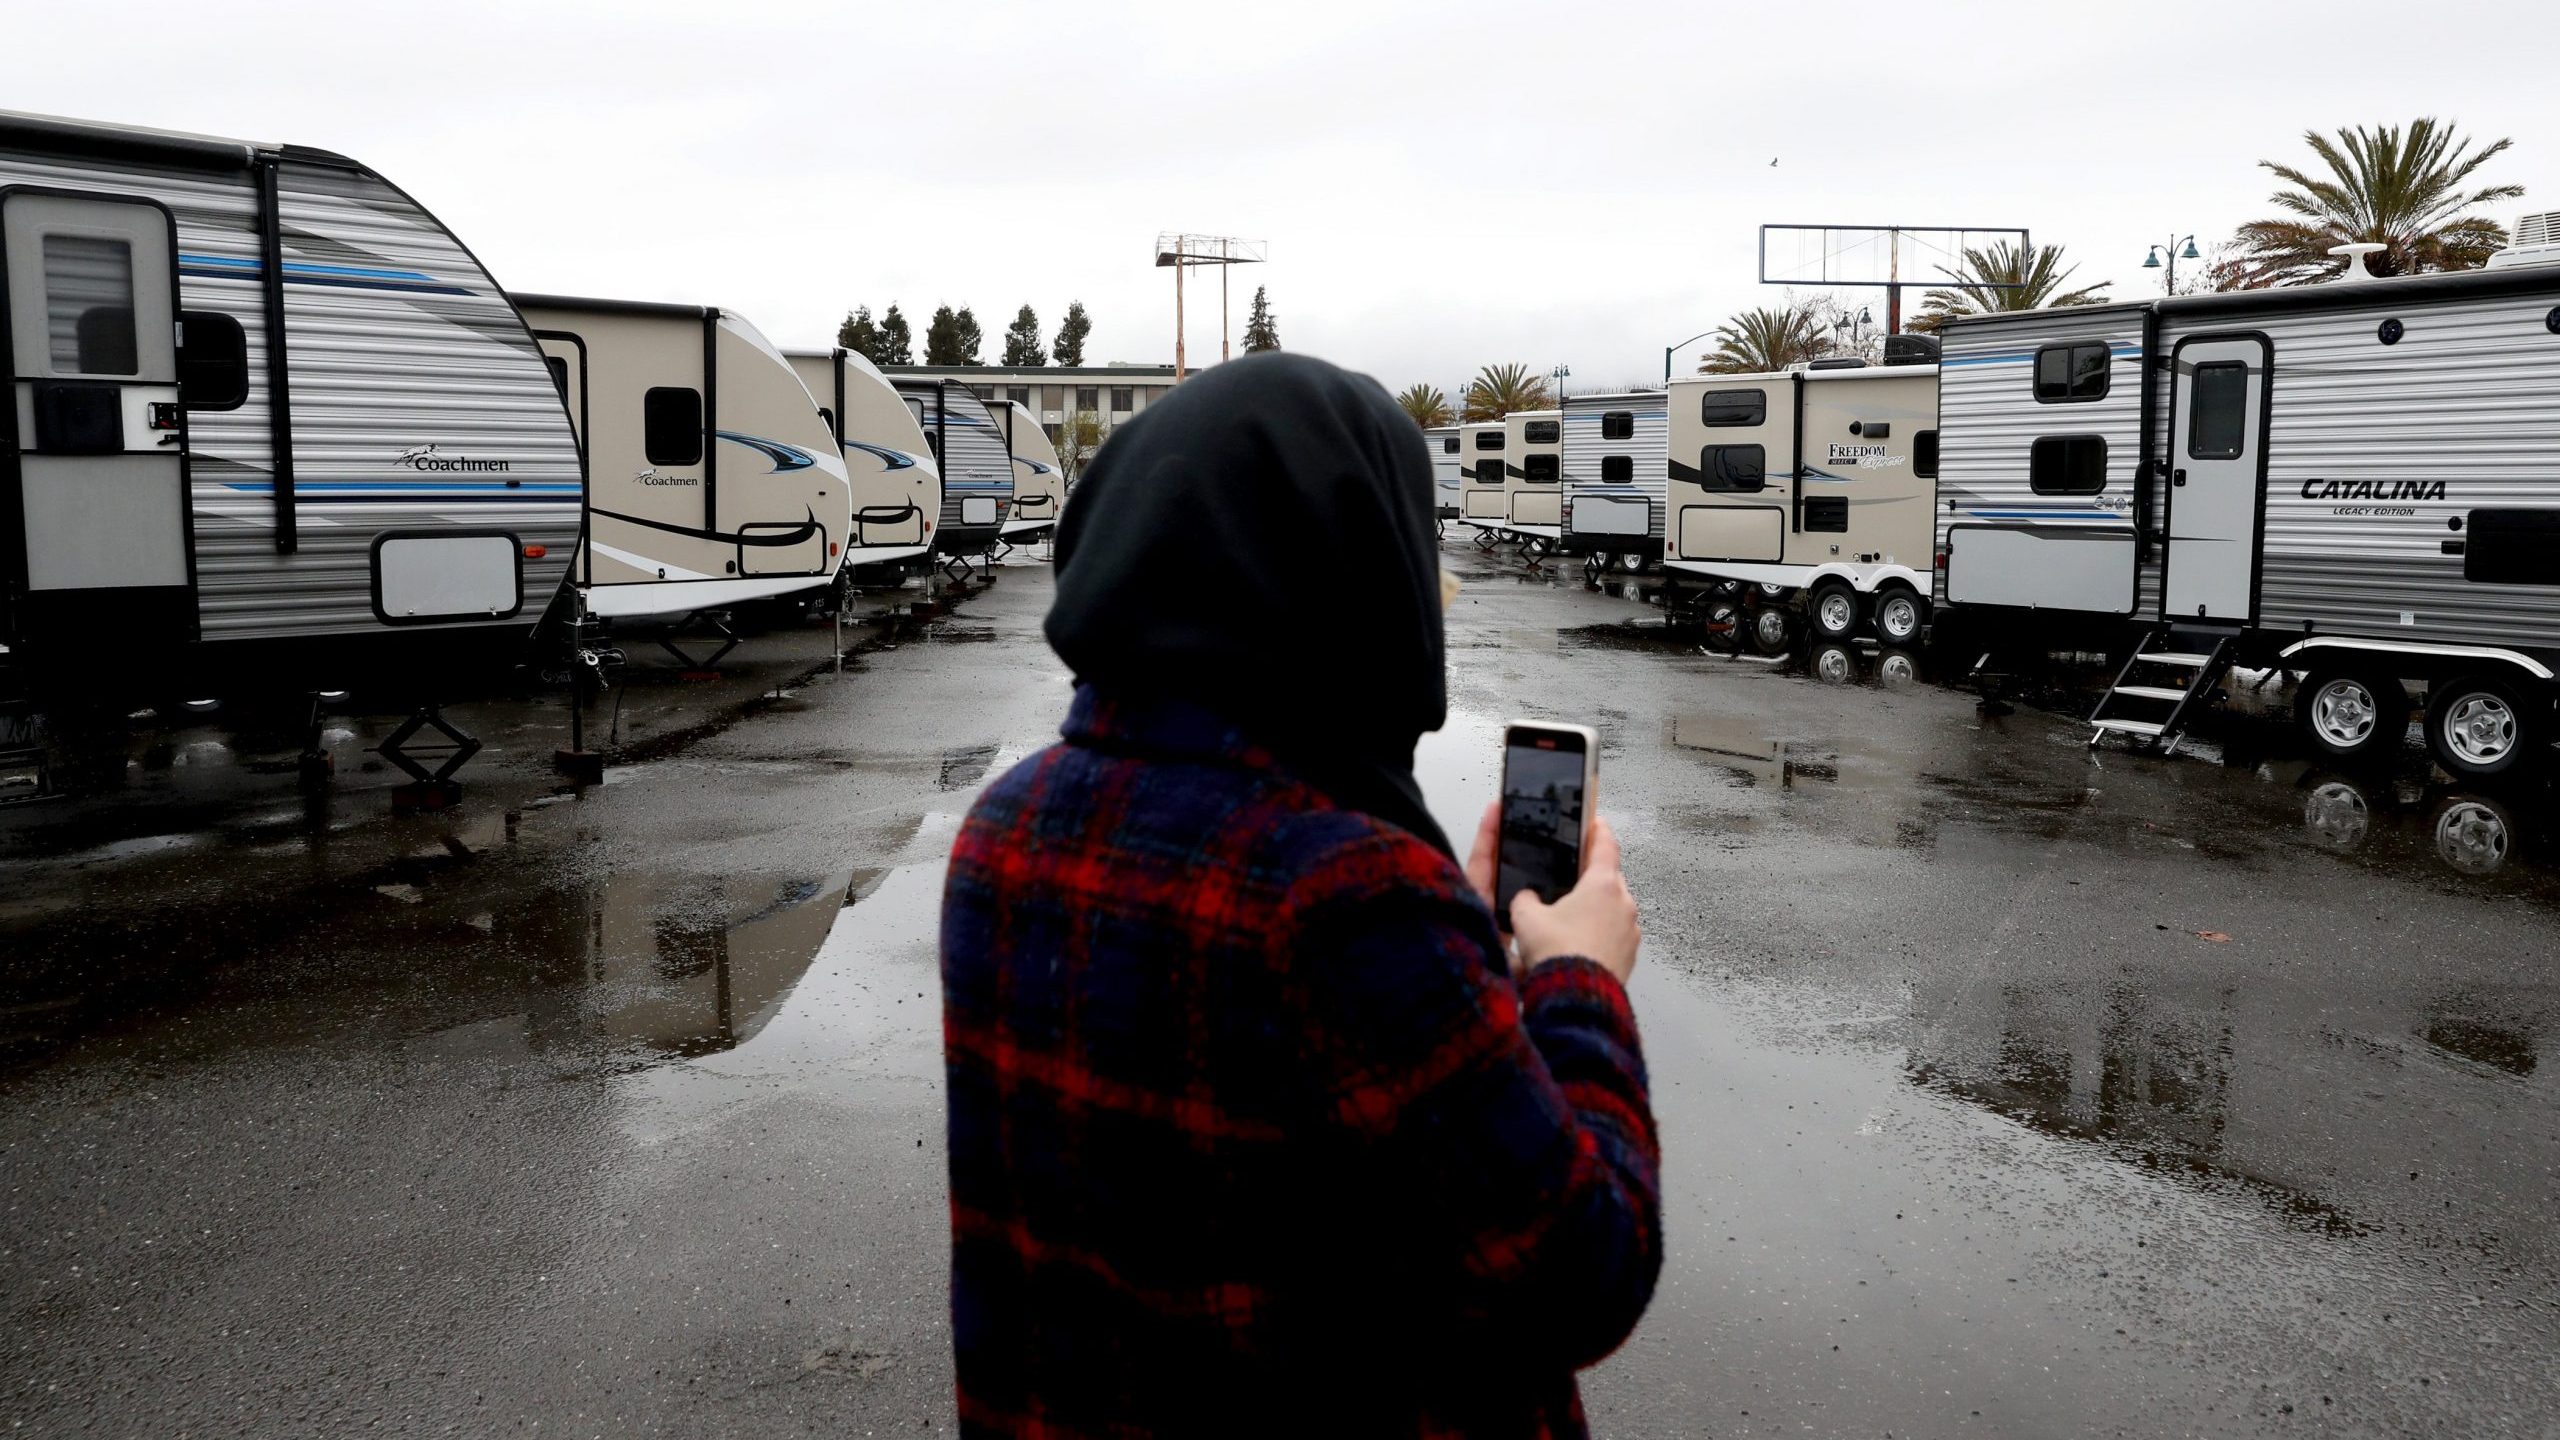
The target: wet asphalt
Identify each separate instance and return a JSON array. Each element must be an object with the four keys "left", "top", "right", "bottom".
[{"left": 3, "top": 540, "right": 2556, "bottom": 1437}]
